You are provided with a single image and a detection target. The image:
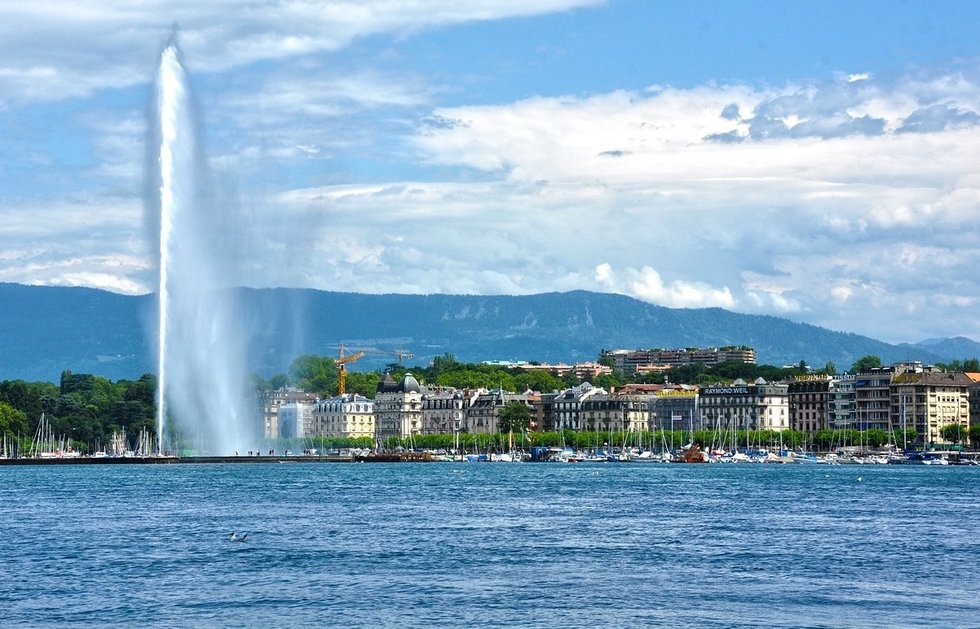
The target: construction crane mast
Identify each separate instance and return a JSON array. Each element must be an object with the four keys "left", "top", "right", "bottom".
[{"left": 336, "top": 344, "right": 365, "bottom": 396}]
